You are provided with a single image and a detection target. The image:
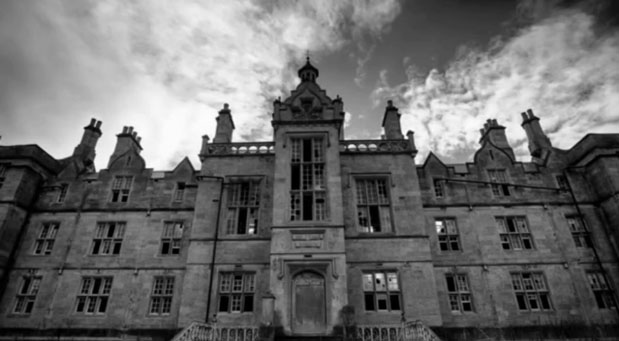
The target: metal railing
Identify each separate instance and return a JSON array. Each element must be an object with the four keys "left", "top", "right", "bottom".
[{"left": 355, "top": 320, "right": 441, "bottom": 341}]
